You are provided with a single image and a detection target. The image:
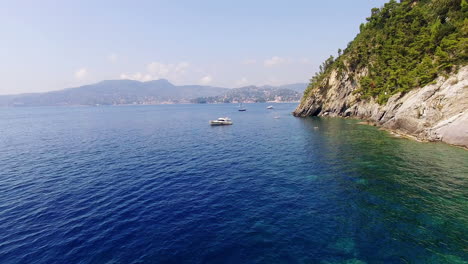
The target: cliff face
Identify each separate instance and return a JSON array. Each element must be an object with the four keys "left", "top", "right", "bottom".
[{"left": 294, "top": 66, "right": 468, "bottom": 148}]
